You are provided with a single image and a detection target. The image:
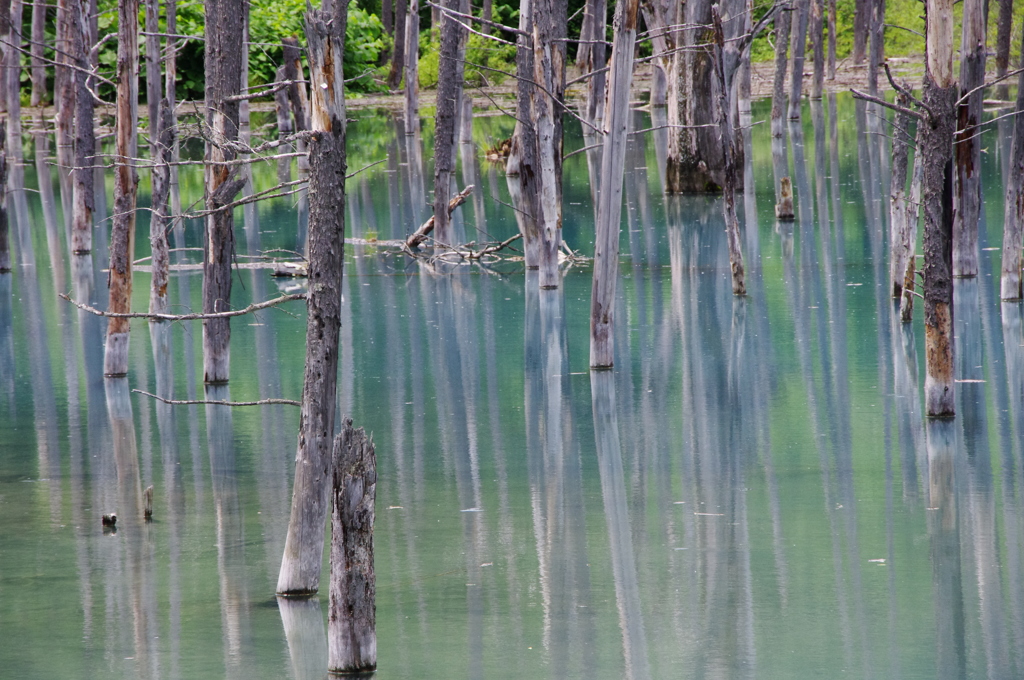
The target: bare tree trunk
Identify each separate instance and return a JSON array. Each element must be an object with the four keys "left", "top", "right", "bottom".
[
  {"left": 0, "top": 121, "right": 8, "bottom": 272},
  {"left": 0, "top": 0, "right": 9, "bottom": 115},
  {"left": 786, "top": 0, "right": 808, "bottom": 119},
  {"left": 900, "top": 130, "right": 923, "bottom": 321},
  {"left": 55, "top": 0, "right": 76, "bottom": 234},
  {"left": 29, "top": 0, "right": 45, "bottom": 106},
  {"left": 889, "top": 91, "right": 913, "bottom": 297},
  {"left": 278, "top": 1, "right": 349, "bottom": 598},
  {"left": 641, "top": 0, "right": 674, "bottom": 108},
  {"left": 583, "top": 0, "right": 607, "bottom": 126},
  {"left": 404, "top": 0, "right": 420, "bottom": 130},
  {"left": 431, "top": 0, "right": 467, "bottom": 246},
  {"left": 922, "top": 0, "right": 956, "bottom": 417},
  {"left": 149, "top": 103, "right": 173, "bottom": 315},
  {"left": 202, "top": 0, "right": 245, "bottom": 384},
  {"left": 71, "top": 0, "right": 94, "bottom": 254},
  {"left": 145, "top": 0, "right": 161, "bottom": 150},
  {"left": 328, "top": 420, "right": 376, "bottom": 673},
  {"left": 771, "top": 4, "right": 791, "bottom": 136},
  {"left": 104, "top": 0, "right": 140, "bottom": 377},
  {"left": 809, "top": 0, "right": 824, "bottom": 98},
  {"left": 712, "top": 5, "right": 745, "bottom": 296},
  {"left": 867, "top": 0, "right": 884, "bottom": 95},
  {"left": 283, "top": 37, "right": 311, "bottom": 133},
  {"left": 590, "top": 0, "right": 639, "bottom": 369},
  {"left": 482, "top": 0, "right": 492, "bottom": 26},
  {"left": 953, "top": 0, "right": 985, "bottom": 278},
  {"left": 383, "top": 0, "right": 393, "bottom": 35},
  {"left": 387, "top": 0, "right": 407, "bottom": 89},
  {"left": 993, "top": 0, "right": 1013, "bottom": 100},
  {"left": 853, "top": 0, "right": 867, "bottom": 64},
  {"left": 827, "top": 0, "right": 836, "bottom": 80},
  {"left": 1000, "top": 31, "right": 1024, "bottom": 300},
  {"left": 165, "top": 0, "right": 180, "bottom": 228}
]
